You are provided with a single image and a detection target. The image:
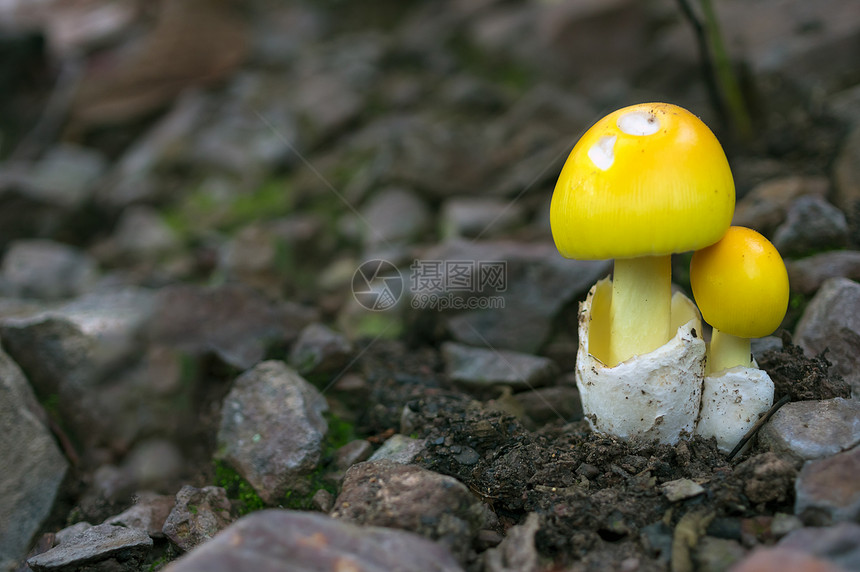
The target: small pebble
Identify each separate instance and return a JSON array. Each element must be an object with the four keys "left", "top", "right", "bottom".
[{"left": 660, "top": 478, "right": 705, "bottom": 502}]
